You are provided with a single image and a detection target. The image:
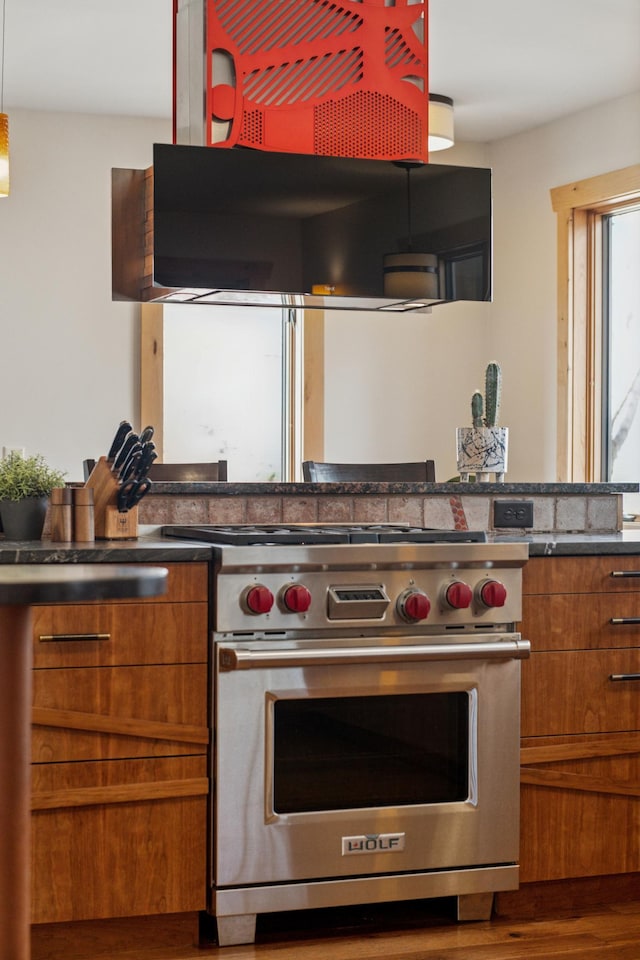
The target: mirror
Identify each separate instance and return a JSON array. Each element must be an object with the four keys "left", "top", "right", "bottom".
[
  {"left": 149, "top": 144, "right": 492, "bottom": 311},
  {"left": 141, "top": 303, "right": 312, "bottom": 481}
]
